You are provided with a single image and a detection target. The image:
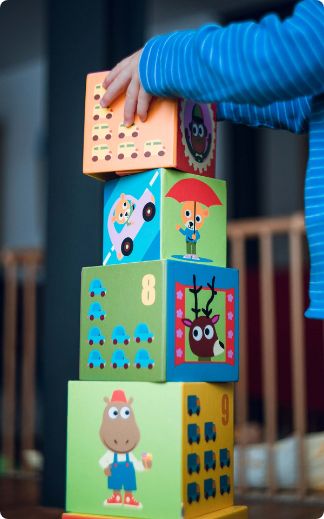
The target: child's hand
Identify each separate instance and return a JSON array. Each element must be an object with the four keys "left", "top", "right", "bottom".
[
  {"left": 100, "top": 50, "right": 152, "bottom": 128},
  {"left": 176, "top": 224, "right": 181, "bottom": 230},
  {"left": 192, "top": 234, "right": 196, "bottom": 240}
]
